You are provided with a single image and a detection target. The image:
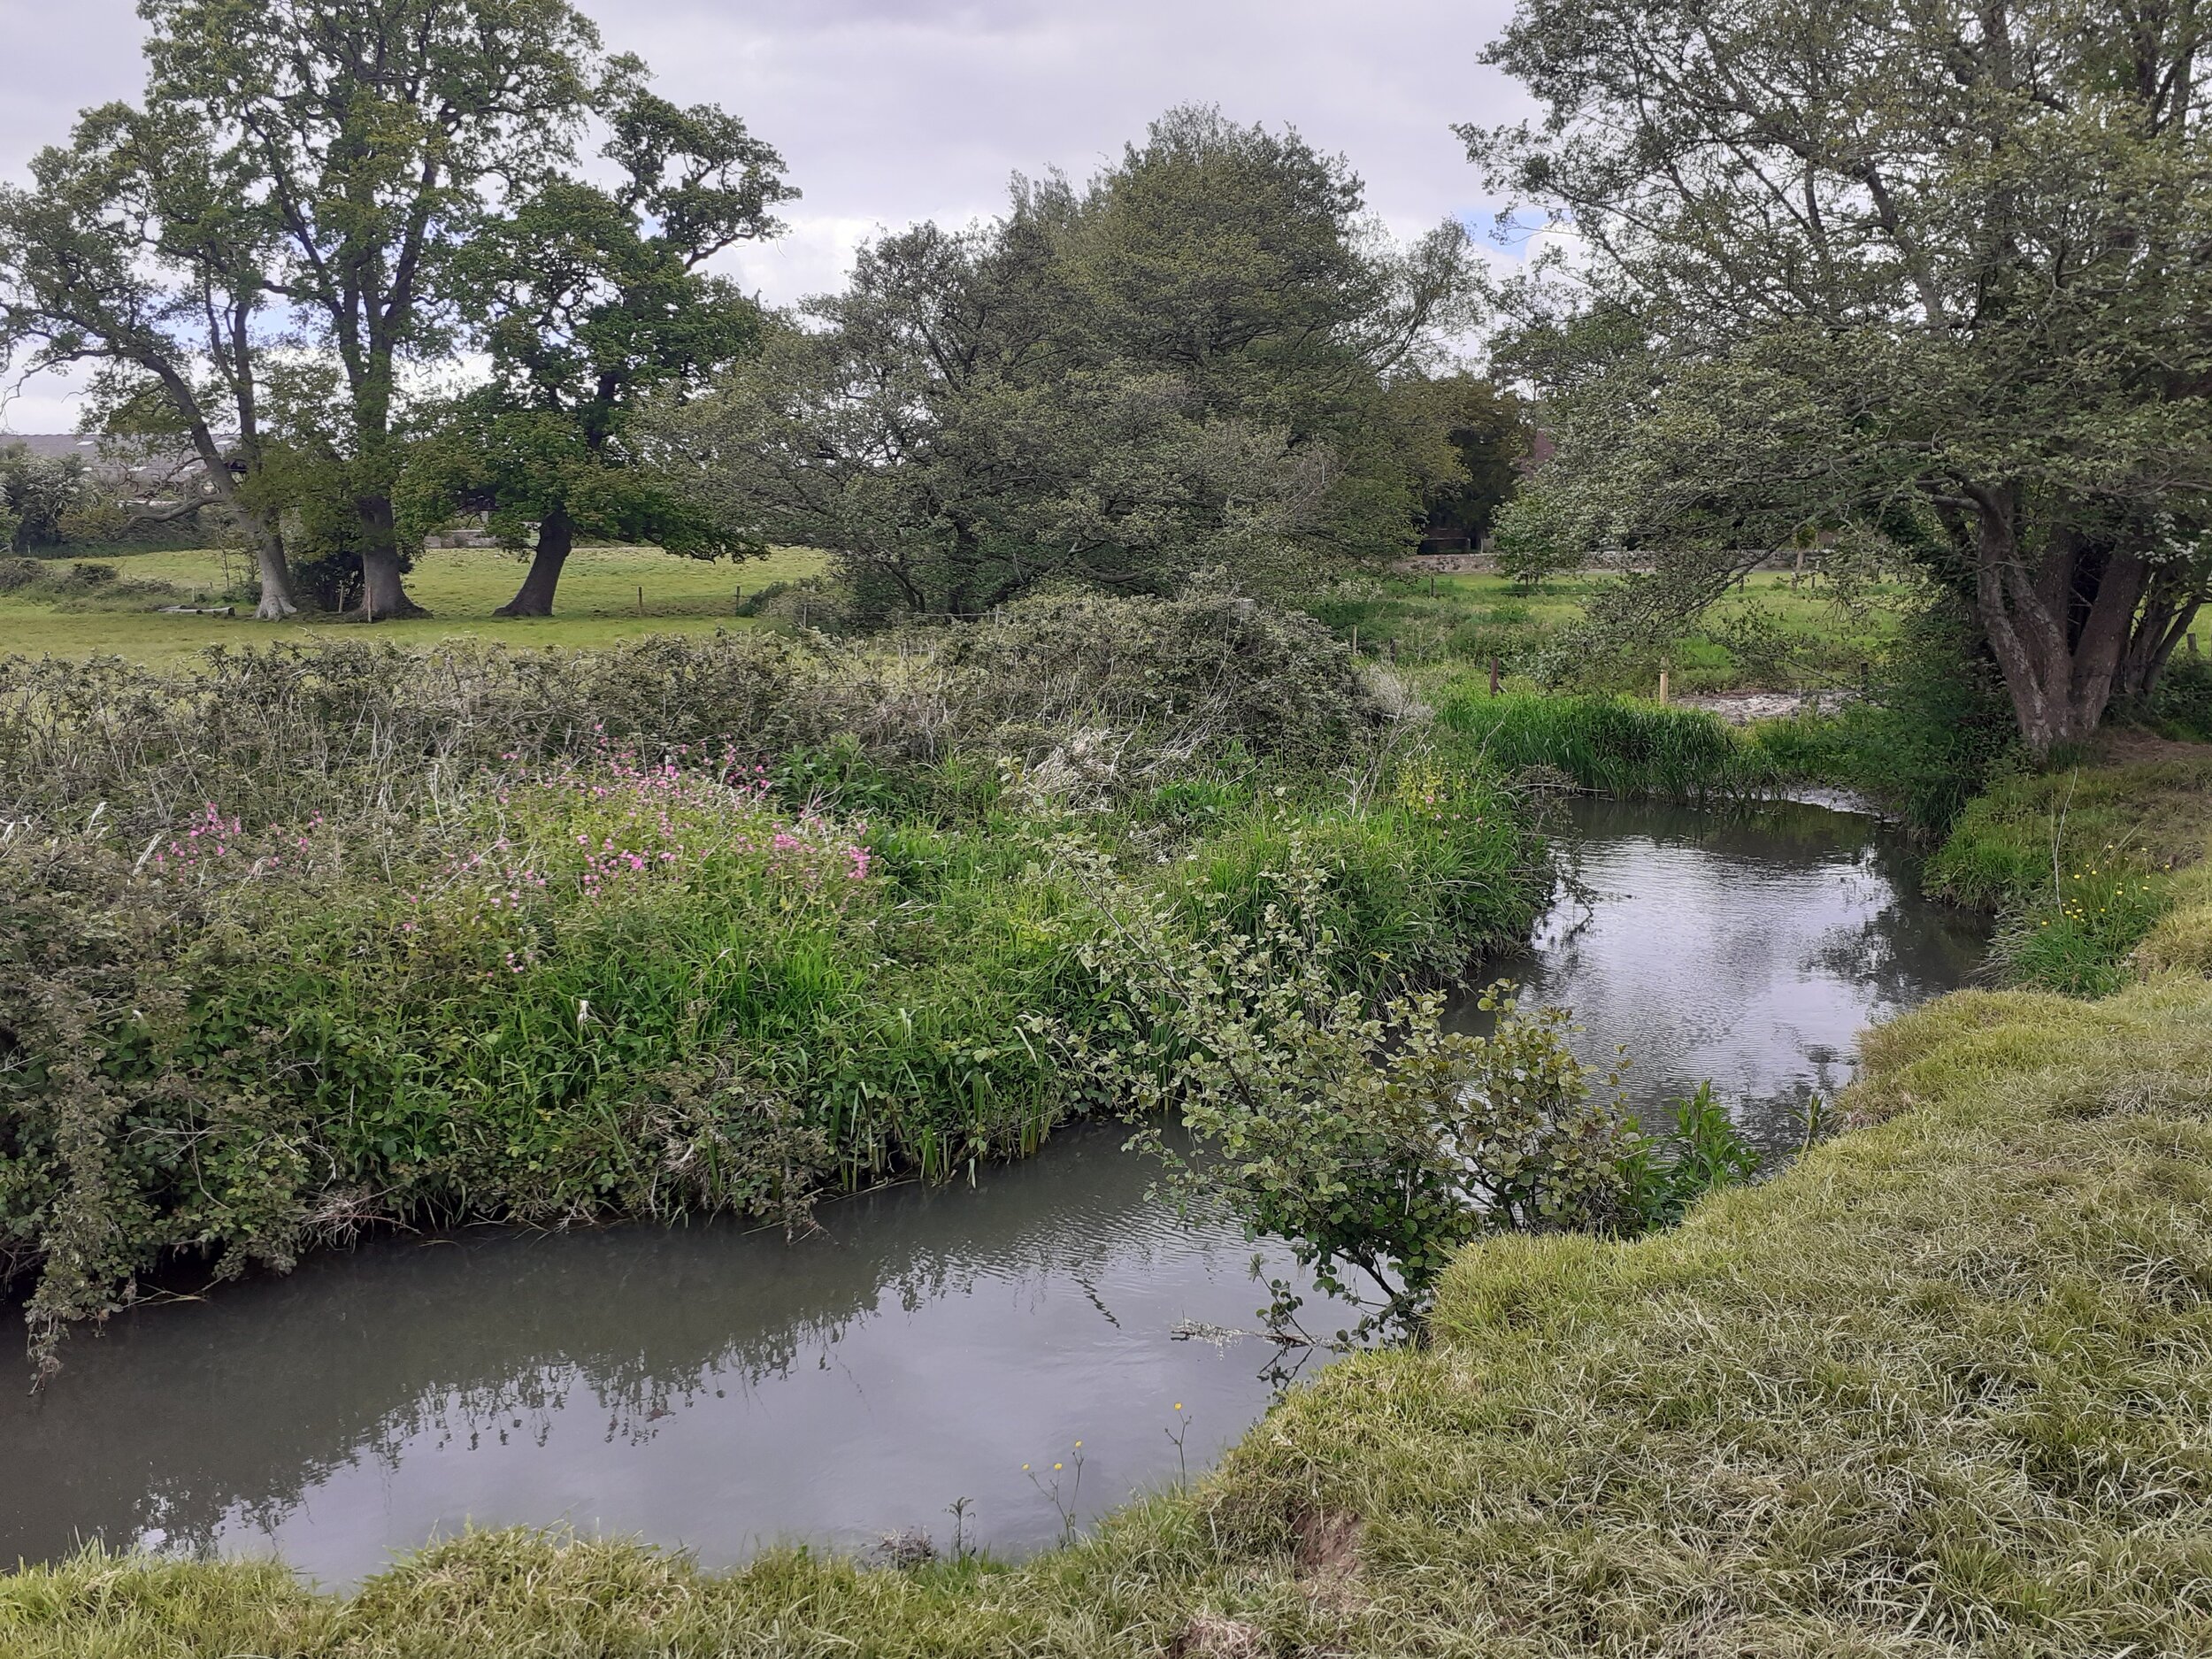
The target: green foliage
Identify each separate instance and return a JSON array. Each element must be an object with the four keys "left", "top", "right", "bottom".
[
  {"left": 0, "top": 444, "right": 88, "bottom": 552},
  {"left": 1756, "top": 600, "right": 2022, "bottom": 833},
  {"left": 0, "top": 557, "right": 190, "bottom": 612},
  {"left": 1395, "top": 373, "right": 1531, "bottom": 550},
  {"left": 408, "top": 84, "right": 794, "bottom": 614},
  {"left": 0, "top": 588, "right": 1394, "bottom": 836},
  {"left": 1468, "top": 0, "right": 2212, "bottom": 753},
  {"left": 2133, "top": 656, "right": 2212, "bottom": 743},
  {"left": 0, "top": 593, "right": 1553, "bottom": 1368},
  {"left": 1432, "top": 687, "right": 1764, "bottom": 797},
  {"left": 1071, "top": 837, "right": 1626, "bottom": 1336},
  {"left": 12, "top": 918, "right": 2212, "bottom": 1652},
  {"left": 1614, "top": 1082, "right": 1763, "bottom": 1233},
  {"left": 1988, "top": 868, "right": 2172, "bottom": 998},
  {"left": 649, "top": 107, "right": 1478, "bottom": 619},
  {"left": 1928, "top": 756, "right": 2212, "bottom": 994}
]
